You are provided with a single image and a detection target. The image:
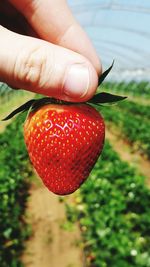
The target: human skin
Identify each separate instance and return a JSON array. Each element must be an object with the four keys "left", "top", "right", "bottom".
[{"left": 0, "top": 0, "right": 102, "bottom": 102}]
